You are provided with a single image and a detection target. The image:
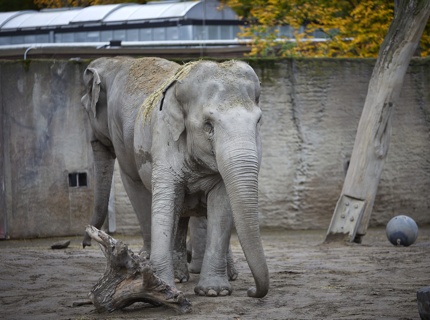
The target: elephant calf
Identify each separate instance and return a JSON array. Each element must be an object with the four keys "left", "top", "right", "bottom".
[{"left": 81, "top": 57, "right": 269, "bottom": 298}]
